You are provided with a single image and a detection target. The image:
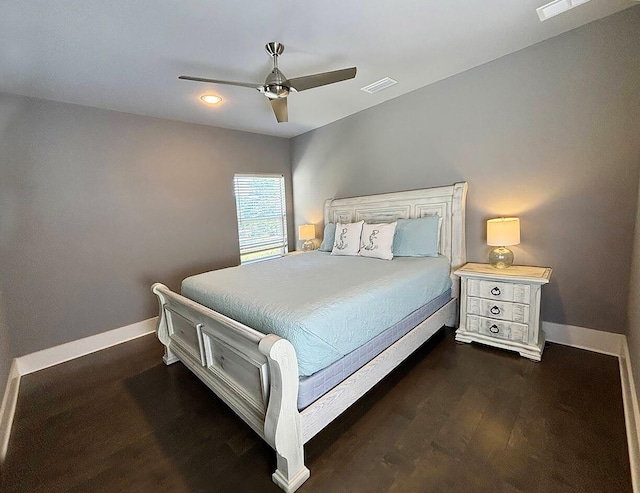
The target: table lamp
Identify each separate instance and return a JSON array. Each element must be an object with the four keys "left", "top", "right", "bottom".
[
  {"left": 487, "top": 217, "right": 520, "bottom": 269},
  {"left": 298, "top": 224, "right": 316, "bottom": 251}
]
